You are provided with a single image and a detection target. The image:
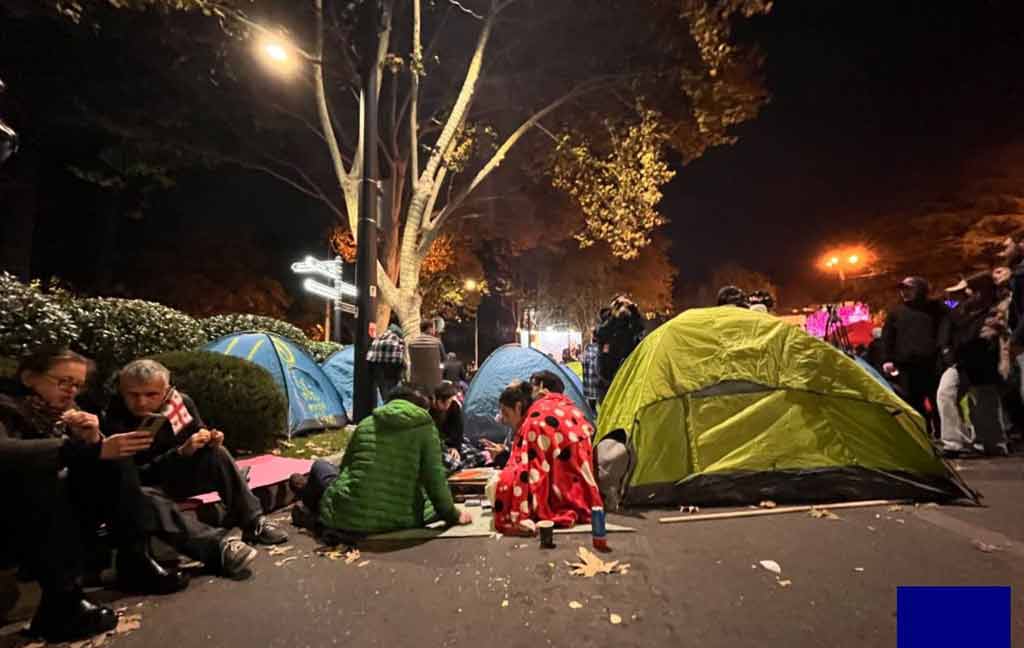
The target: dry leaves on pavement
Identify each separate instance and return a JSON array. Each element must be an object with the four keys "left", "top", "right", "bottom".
[
  {"left": 268, "top": 545, "right": 294, "bottom": 556},
  {"left": 566, "top": 546, "right": 631, "bottom": 578},
  {"left": 609, "top": 613, "right": 623, "bottom": 625},
  {"left": 759, "top": 500, "right": 777, "bottom": 509},
  {"left": 887, "top": 505, "right": 904, "bottom": 512},
  {"left": 972, "top": 540, "right": 1003, "bottom": 553},
  {"left": 274, "top": 556, "right": 298, "bottom": 567},
  {"left": 758, "top": 560, "right": 782, "bottom": 575},
  {"left": 568, "top": 601, "right": 584, "bottom": 609},
  {"left": 809, "top": 507, "right": 840, "bottom": 520},
  {"left": 63, "top": 613, "right": 143, "bottom": 648}
]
